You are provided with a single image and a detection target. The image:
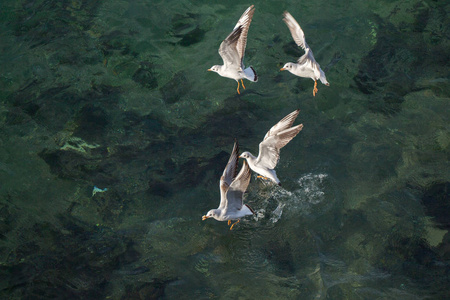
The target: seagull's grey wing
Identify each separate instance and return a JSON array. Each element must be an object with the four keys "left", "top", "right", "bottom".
[
  {"left": 225, "top": 160, "right": 251, "bottom": 212},
  {"left": 219, "top": 26, "right": 243, "bottom": 68},
  {"left": 234, "top": 5, "right": 255, "bottom": 65},
  {"left": 297, "top": 49, "right": 322, "bottom": 80},
  {"left": 219, "top": 140, "right": 239, "bottom": 209},
  {"left": 283, "top": 11, "right": 307, "bottom": 51},
  {"left": 257, "top": 124, "right": 304, "bottom": 169},
  {"left": 263, "top": 109, "right": 300, "bottom": 141}
]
